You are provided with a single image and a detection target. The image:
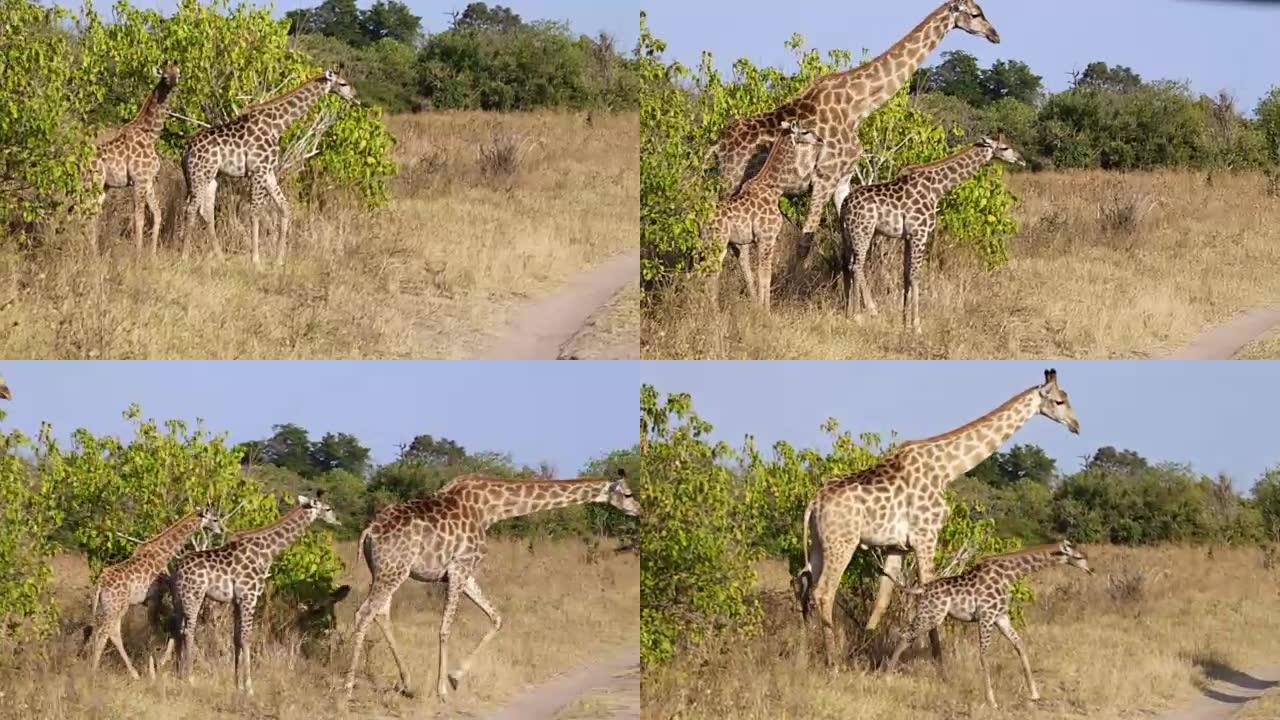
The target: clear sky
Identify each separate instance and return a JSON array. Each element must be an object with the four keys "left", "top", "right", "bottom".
[
  {"left": 0, "top": 361, "right": 639, "bottom": 475},
  {"left": 641, "top": 0, "right": 1280, "bottom": 110},
  {"left": 640, "top": 361, "right": 1280, "bottom": 490}
]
